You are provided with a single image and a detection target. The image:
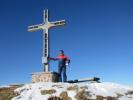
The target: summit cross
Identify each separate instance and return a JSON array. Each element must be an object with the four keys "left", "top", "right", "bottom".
[{"left": 28, "top": 9, "right": 66, "bottom": 72}]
